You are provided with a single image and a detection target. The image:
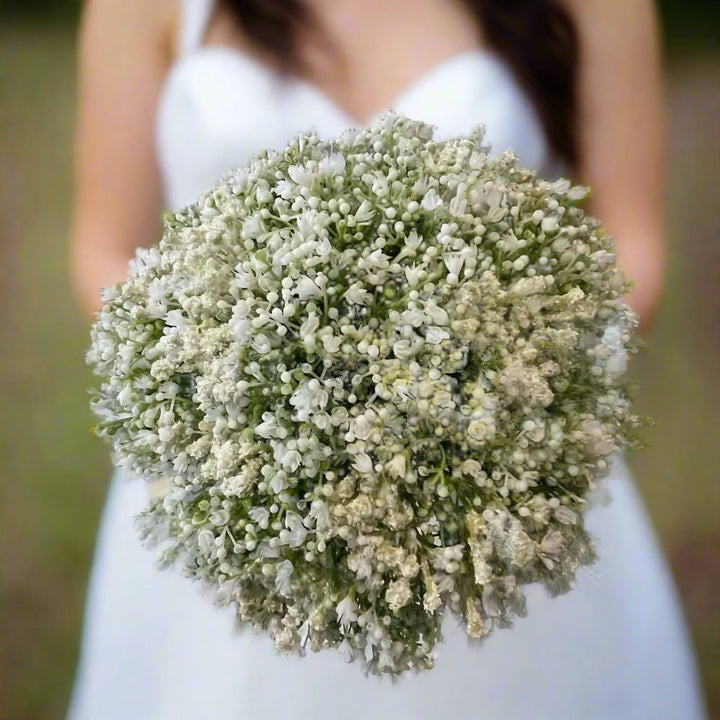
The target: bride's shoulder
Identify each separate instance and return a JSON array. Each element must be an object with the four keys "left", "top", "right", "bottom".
[{"left": 79, "top": 0, "right": 178, "bottom": 64}]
